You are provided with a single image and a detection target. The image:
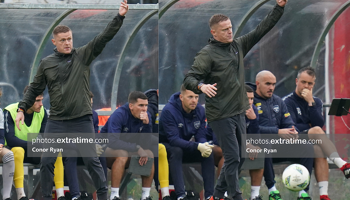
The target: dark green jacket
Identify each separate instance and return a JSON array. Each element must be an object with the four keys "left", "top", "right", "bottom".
[
  {"left": 183, "top": 4, "right": 284, "bottom": 122},
  {"left": 19, "top": 14, "right": 125, "bottom": 120}
]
